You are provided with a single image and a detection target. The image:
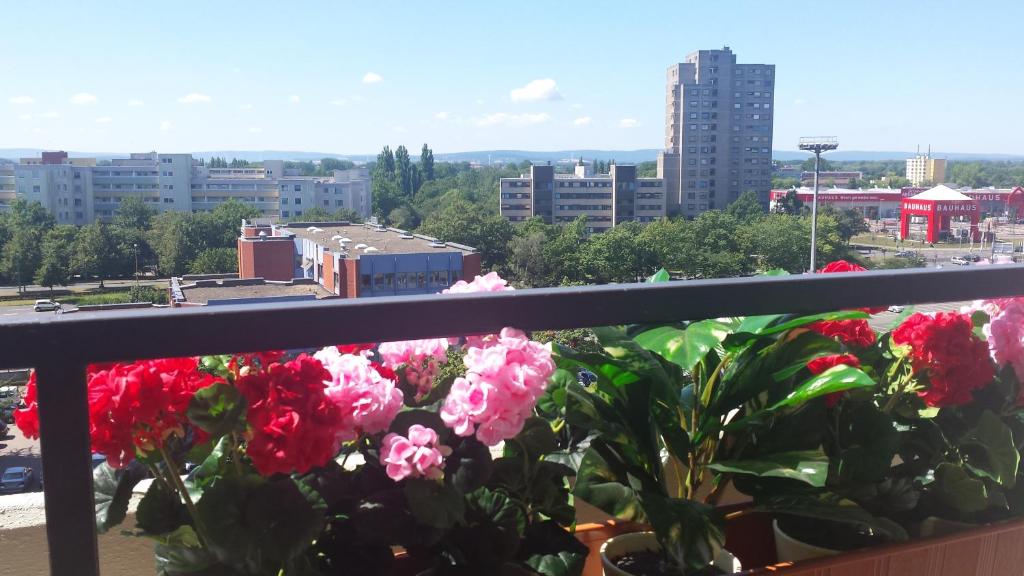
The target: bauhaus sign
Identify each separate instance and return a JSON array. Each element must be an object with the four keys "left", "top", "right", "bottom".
[{"left": 903, "top": 202, "right": 976, "bottom": 212}]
